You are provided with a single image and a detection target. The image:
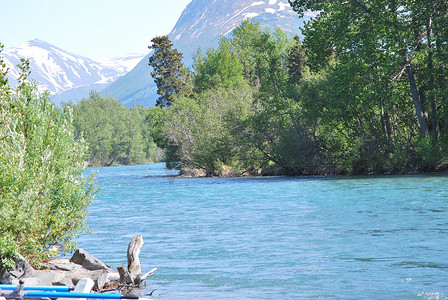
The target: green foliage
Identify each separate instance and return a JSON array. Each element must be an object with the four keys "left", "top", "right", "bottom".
[
  {"left": 69, "top": 92, "right": 160, "bottom": 166},
  {"left": 150, "top": 87, "right": 255, "bottom": 175},
  {"left": 0, "top": 234, "right": 18, "bottom": 271},
  {"left": 148, "top": 35, "right": 192, "bottom": 108},
  {"left": 227, "top": 20, "right": 264, "bottom": 86},
  {"left": 286, "top": 0, "right": 448, "bottom": 173},
  {"left": 150, "top": 14, "right": 448, "bottom": 176},
  {"left": 286, "top": 36, "right": 308, "bottom": 86},
  {"left": 230, "top": 22, "right": 321, "bottom": 173},
  {"left": 131, "top": 104, "right": 164, "bottom": 163},
  {"left": 151, "top": 21, "right": 323, "bottom": 175},
  {"left": 290, "top": 0, "right": 448, "bottom": 137},
  {"left": 0, "top": 54, "right": 98, "bottom": 267},
  {"left": 193, "top": 42, "right": 247, "bottom": 93},
  {"left": 415, "top": 136, "right": 447, "bottom": 170}
]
